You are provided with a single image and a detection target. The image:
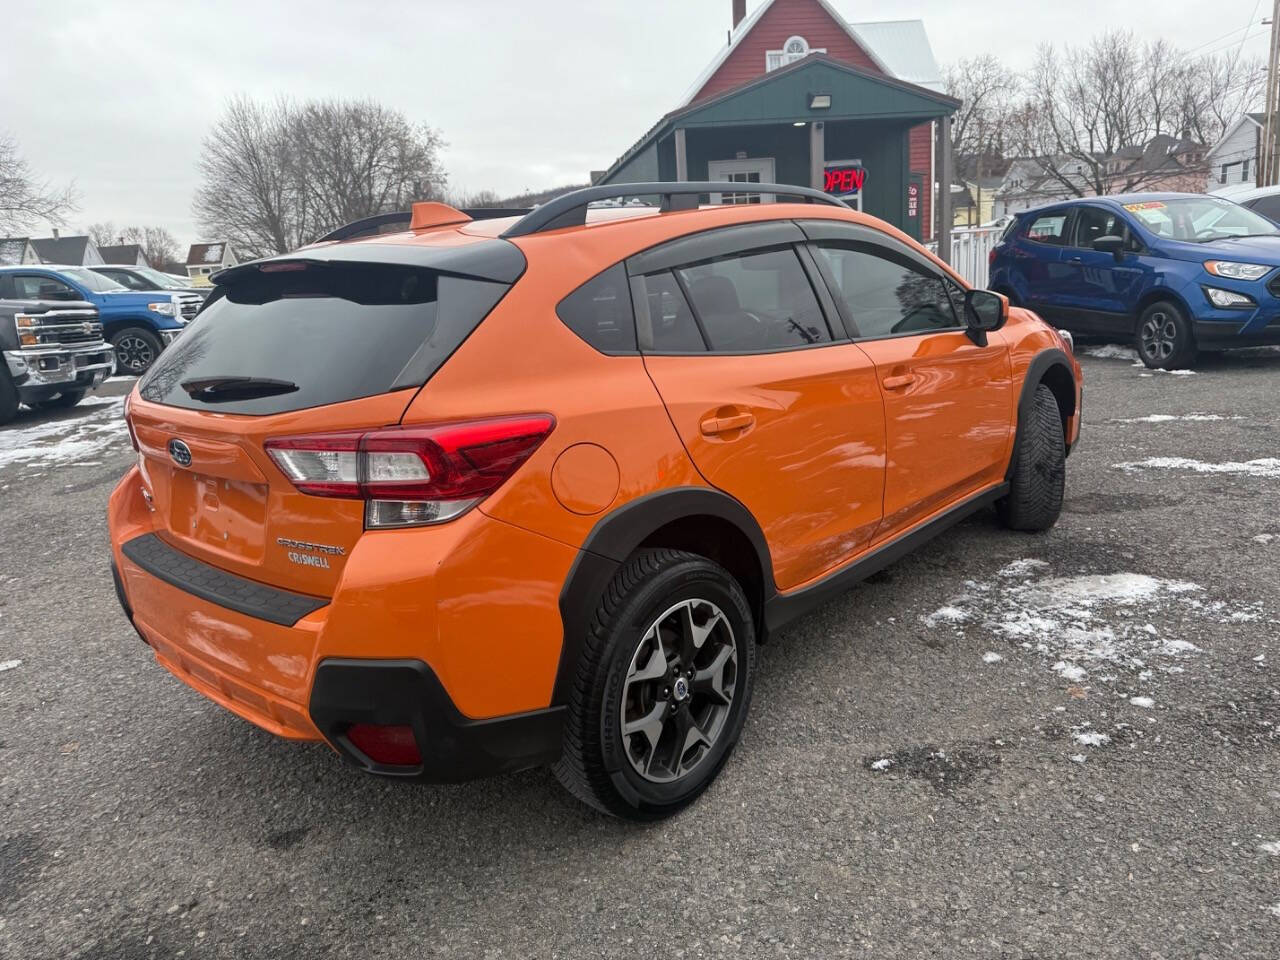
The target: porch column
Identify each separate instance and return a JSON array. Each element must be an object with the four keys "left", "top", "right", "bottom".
[
  {"left": 674, "top": 128, "right": 688, "bottom": 182},
  {"left": 809, "top": 121, "right": 825, "bottom": 189},
  {"left": 936, "top": 114, "right": 952, "bottom": 263}
]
